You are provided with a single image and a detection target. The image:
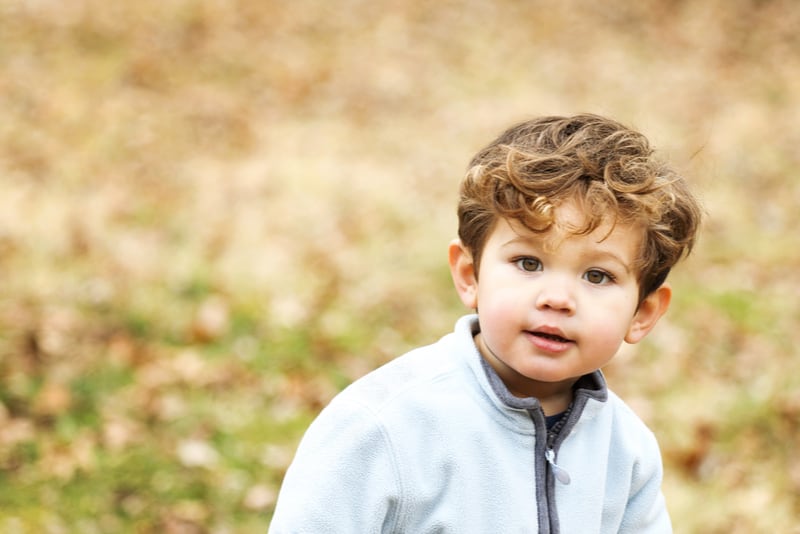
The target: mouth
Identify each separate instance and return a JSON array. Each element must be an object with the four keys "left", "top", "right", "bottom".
[
  {"left": 530, "top": 331, "right": 572, "bottom": 343},
  {"left": 526, "top": 326, "right": 574, "bottom": 344},
  {"left": 526, "top": 329, "right": 574, "bottom": 353}
]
